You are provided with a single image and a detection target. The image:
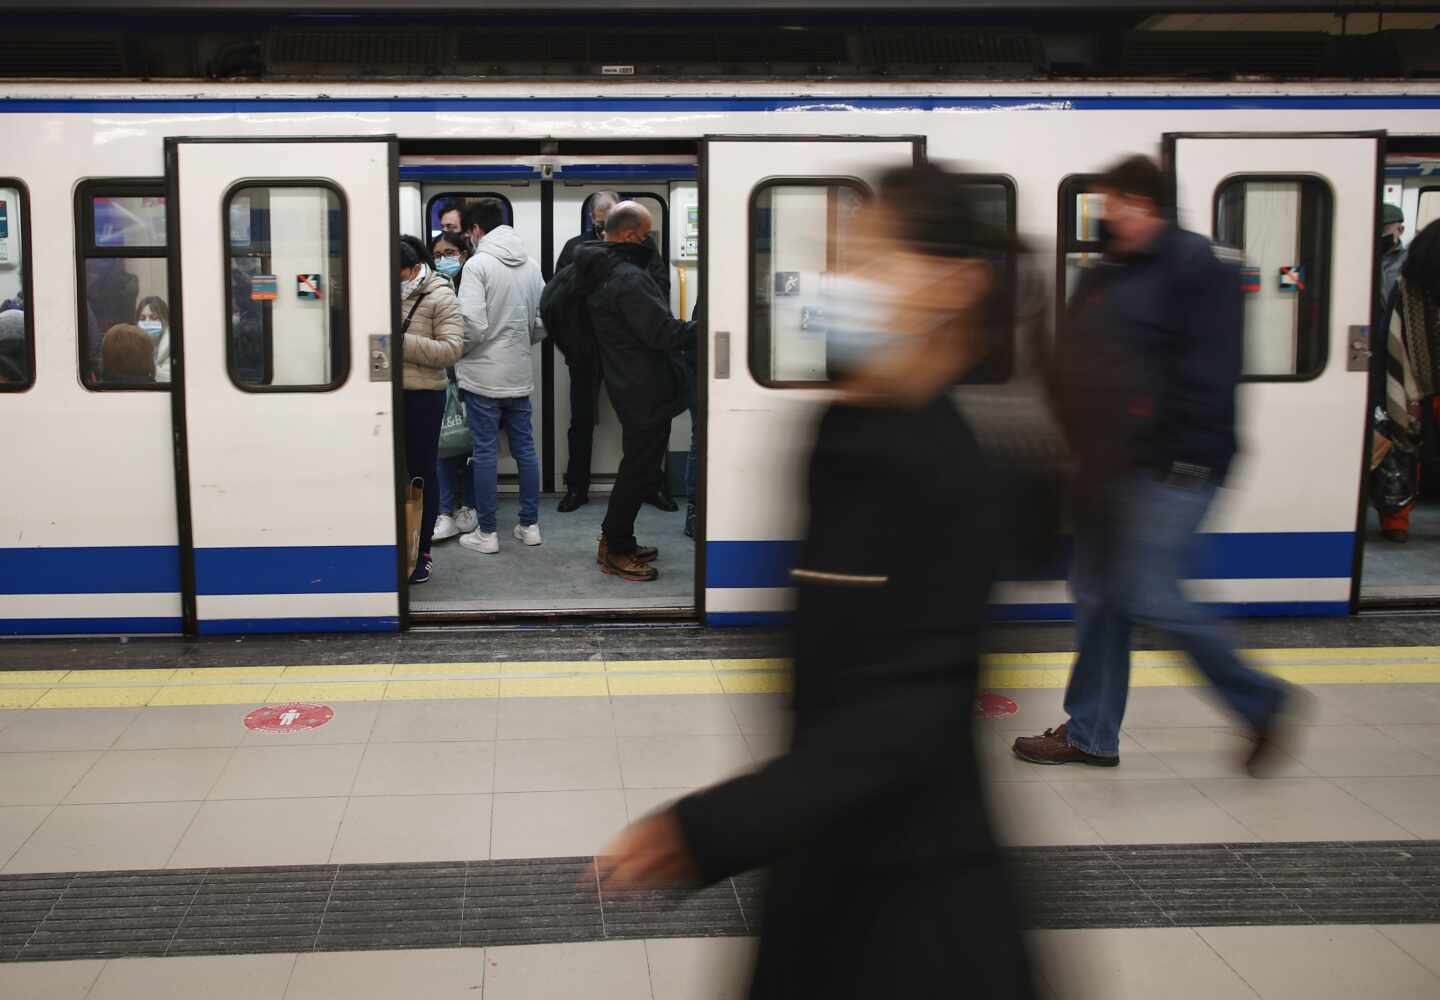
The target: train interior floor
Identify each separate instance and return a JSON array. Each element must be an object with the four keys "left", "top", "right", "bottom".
[
  {"left": 0, "top": 618, "right": 1438, "bottom": 998},
  {"left": 414, "top": 495, "right": 695, "bottom": 613},
  {"left": 1362, "top": 501, "right": 1440, "bottom": 600}
]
